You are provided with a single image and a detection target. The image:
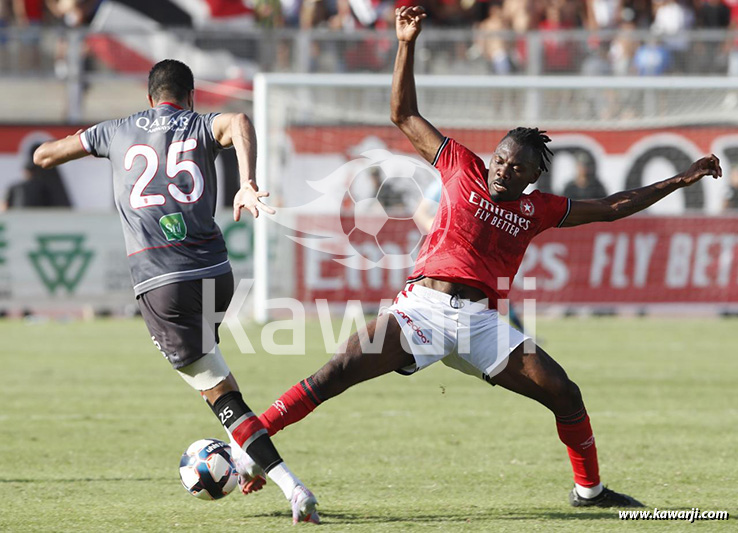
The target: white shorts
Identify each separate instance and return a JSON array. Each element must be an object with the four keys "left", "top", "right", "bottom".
[{"left": 382, "top": 283, "right": 529, "bottom": 382}]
